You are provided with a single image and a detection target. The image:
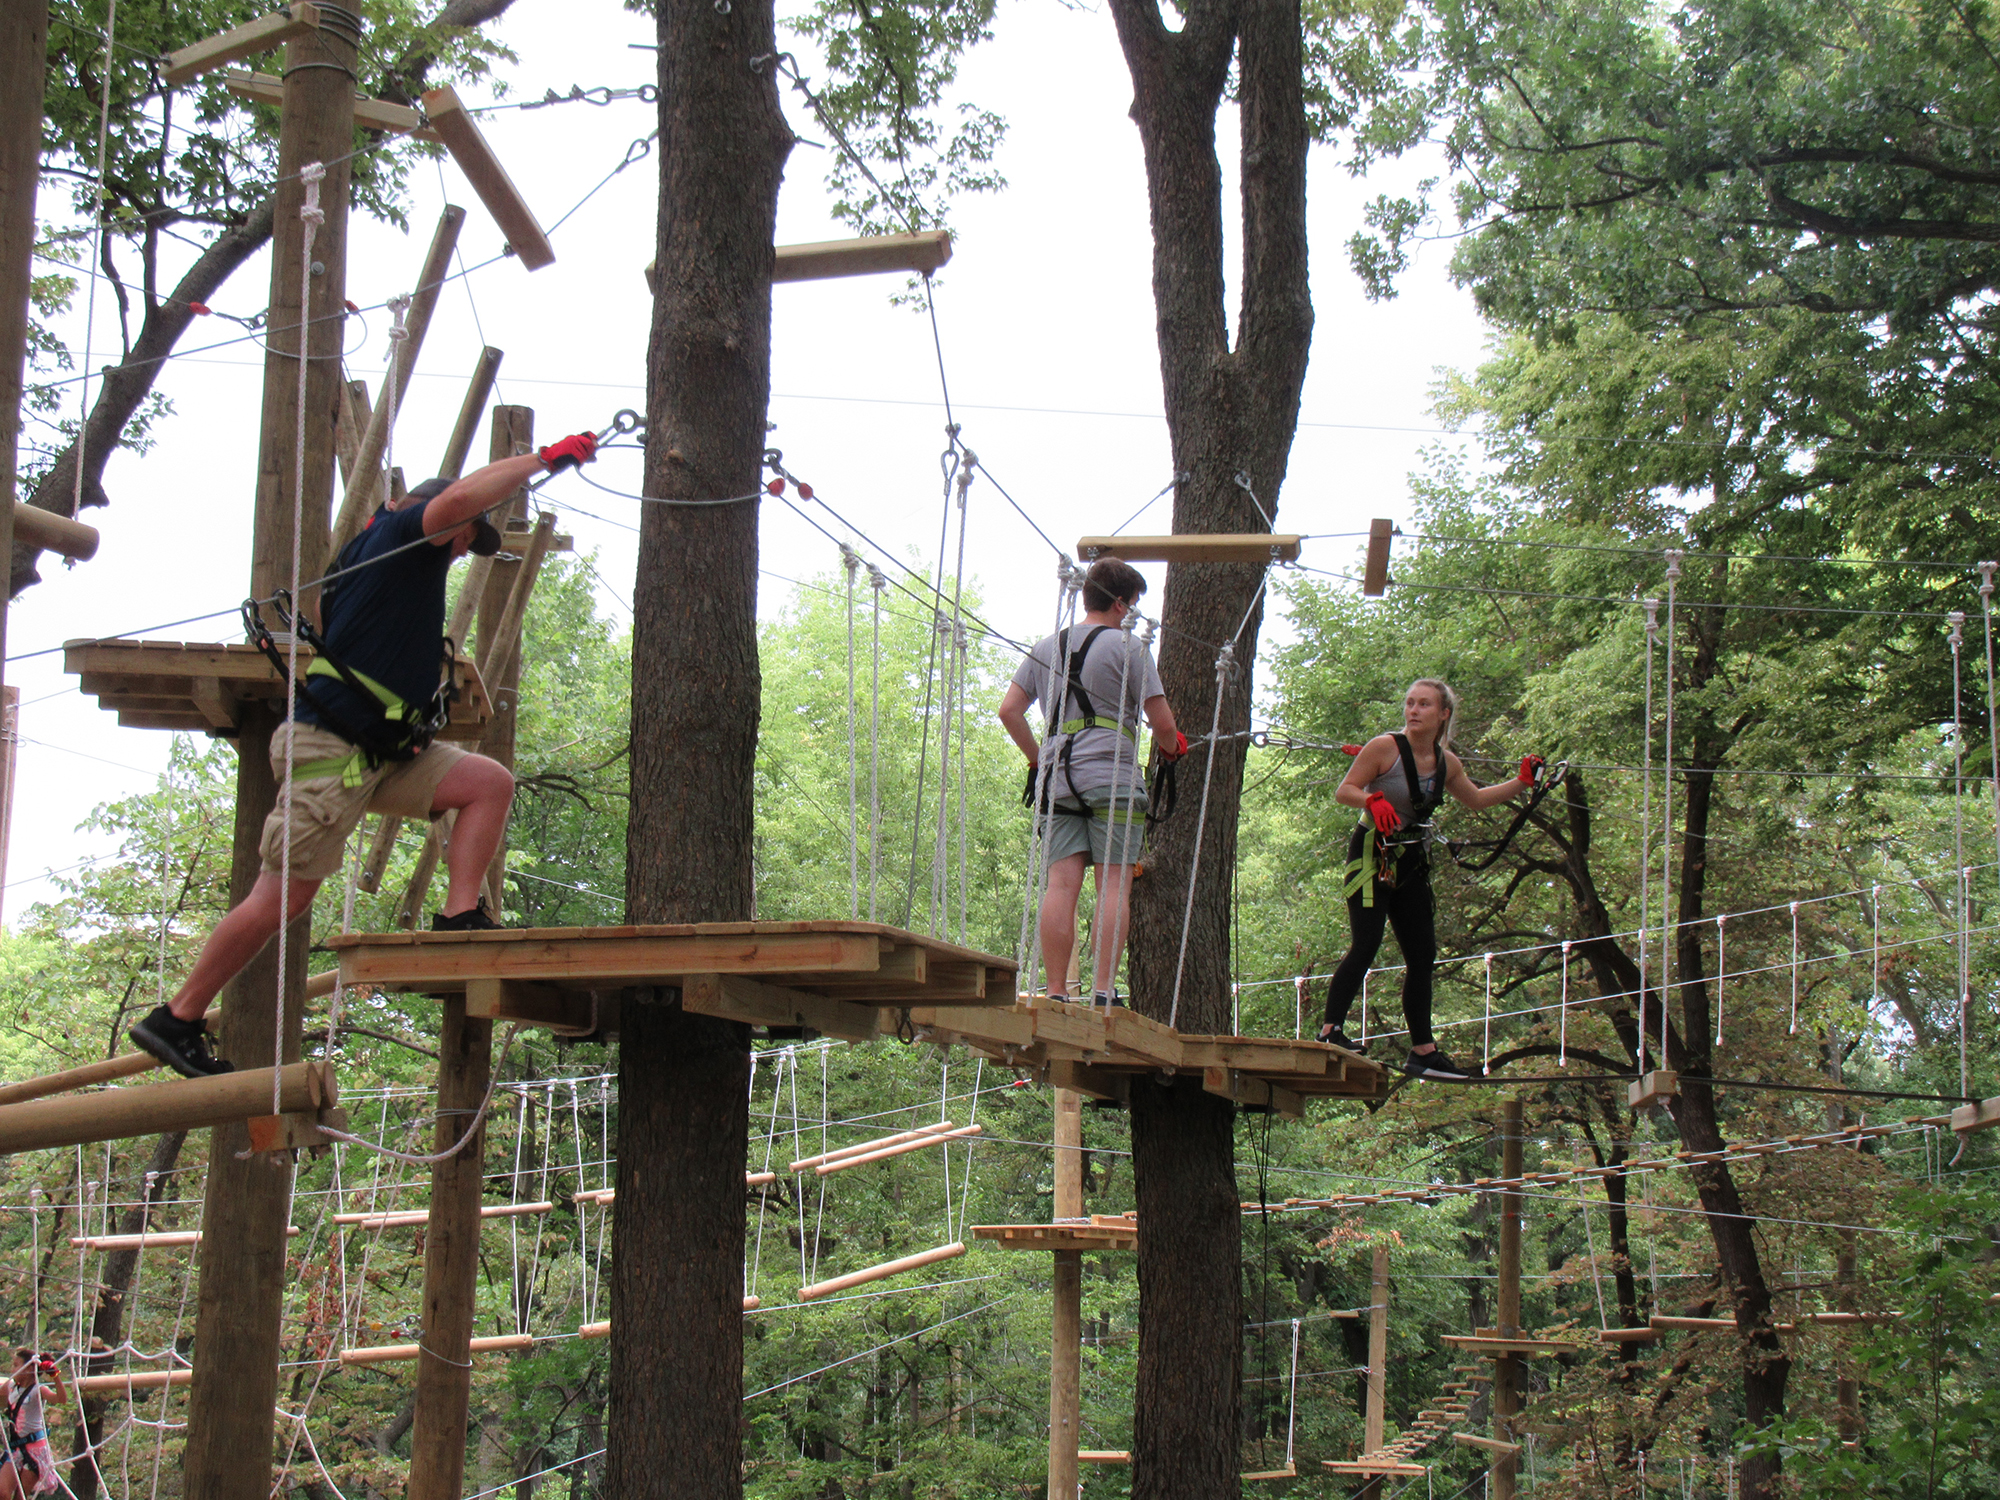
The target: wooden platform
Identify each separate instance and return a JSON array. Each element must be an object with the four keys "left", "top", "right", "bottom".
[
  {"left": 1325, "top": 1460, "right": 1428, "bottom": 1476},
  {"left": 327, "top": 921, "right": 1019, "bottom": 1034},
  {"left": 1440, "top": 1333, "right": 1573, "bottom": 1357},
  {"left": 971, "top": 1214, "right": 1138, "bottom": 1252},
  {"left": 912, "top": 998, "right": 1389, "bottom": 1108},
  {"left": 64, "top": 639, "right": 490, "bottom": 739}
]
